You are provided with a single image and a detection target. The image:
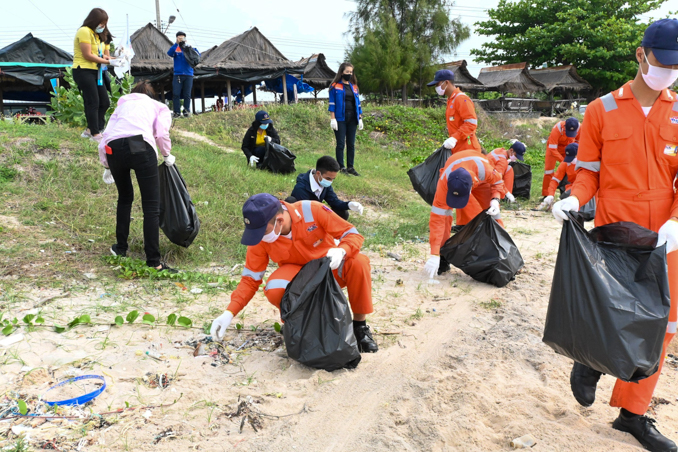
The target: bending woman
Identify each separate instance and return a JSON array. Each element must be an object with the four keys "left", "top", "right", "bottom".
[{"left": 241, "top": 110, "right": 281, "bottom": 167}]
